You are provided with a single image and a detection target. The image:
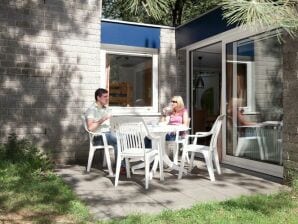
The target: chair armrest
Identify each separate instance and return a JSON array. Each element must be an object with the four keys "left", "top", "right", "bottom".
[
  {"left": 175, "top": 126, "right": 190, "bottom": 141},
  {"left": 185, "top": 134, "right": 199, "bottom": 145},
  {"left": 195, "top": 131, "right": 212, "bottom": 138},
  {"left": 238, "top": 124, "right": 263, "bottom": 128},
  {"left": 88, "top": 130, "right": 105, "bottom": 137},
  {"left": 87, "top": 131, "right": 110, "bottom": 146},
  {"left": 146, "top": 134, "right": 161, "bottom": 141},
  {"left": 185, "top": 134, "right": 199, "bottom": 140}
]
